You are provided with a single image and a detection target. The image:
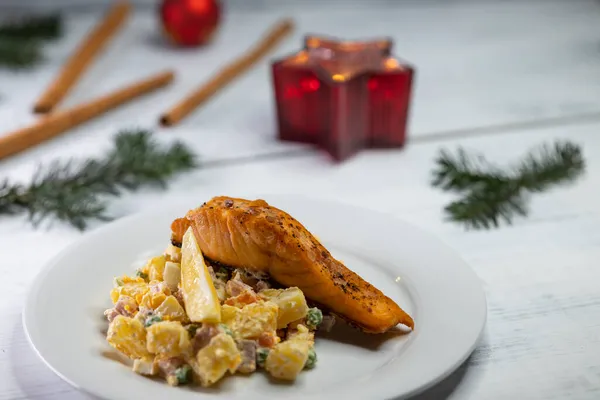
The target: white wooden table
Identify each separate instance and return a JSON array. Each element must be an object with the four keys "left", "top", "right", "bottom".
[{"left": 2, "top": 1, "right": 600, "bottom": 399}]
